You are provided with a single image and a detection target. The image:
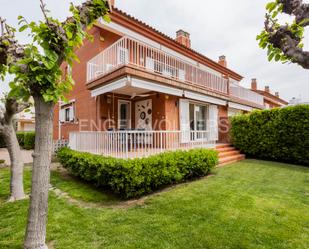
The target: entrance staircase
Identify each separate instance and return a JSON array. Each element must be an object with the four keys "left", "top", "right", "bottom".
[{"left": 216, "top": 144, "right": 245, "bottom": 166}]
